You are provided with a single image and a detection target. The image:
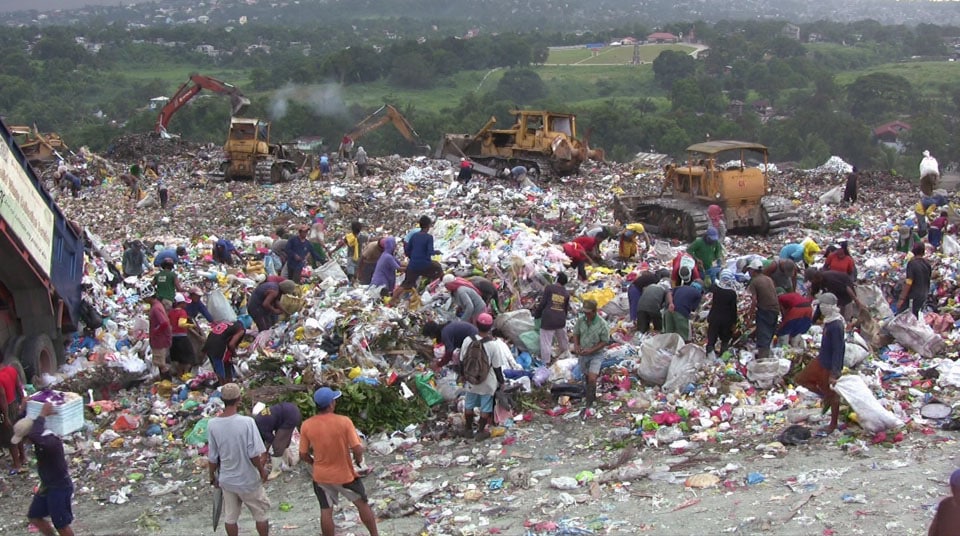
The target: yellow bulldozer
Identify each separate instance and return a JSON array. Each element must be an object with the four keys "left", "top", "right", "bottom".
[
  {"left": 436, "top": 109, "right": 604, "bottom": 180},
  {"left": 9, "top": 125, "right": 68, "bottom": 164},
  {"left": 613, "top": 140, "right": 798, "bottom": 241},
  {"left": 220, "top": 117, "right": 298, "bottom": 183}
]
